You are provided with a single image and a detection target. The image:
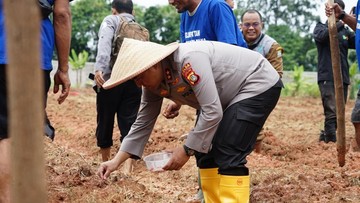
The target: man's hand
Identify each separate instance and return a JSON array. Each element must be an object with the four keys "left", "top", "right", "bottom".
[
  {"left": 162, "top": 146, "right": 190, "bottom": 171},
  {"left": 163, "top": 101, "right": 181, "bottom": 119},
  {"left": 97, "top": 159, "right": 121, "bottom": 180},
  {"left": 325, "top": 2, "right": 342, "bottom": 18},
  {"left": 53, "top": 69, "right": 71, "bottom": 104},
  {"left": 95, "top": 70, "right": 105, "bottom": 87}
]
